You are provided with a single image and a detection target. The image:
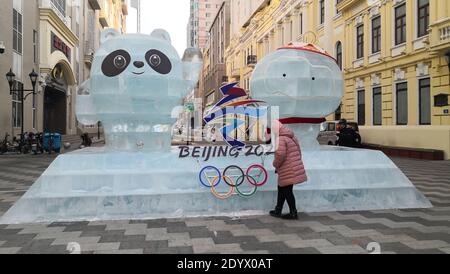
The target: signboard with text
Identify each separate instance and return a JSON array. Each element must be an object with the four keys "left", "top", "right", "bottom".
[{"left": 51, "top": 32, "right": 71, "bottom": 62}]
